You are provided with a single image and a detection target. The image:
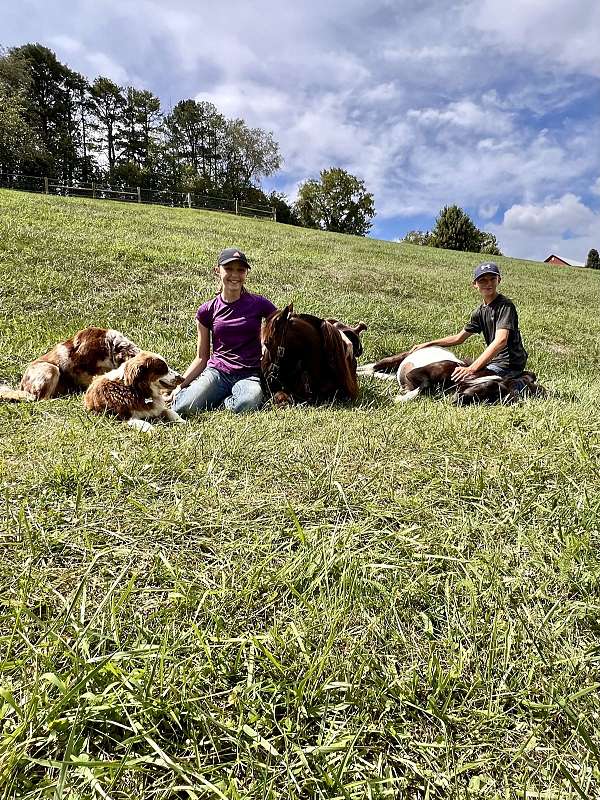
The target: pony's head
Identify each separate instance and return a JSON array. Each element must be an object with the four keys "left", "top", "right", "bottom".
[{"left": 261, "top": 303, "right": 293, "bottom": 386}]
